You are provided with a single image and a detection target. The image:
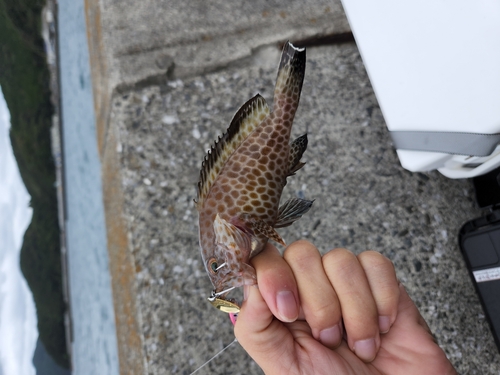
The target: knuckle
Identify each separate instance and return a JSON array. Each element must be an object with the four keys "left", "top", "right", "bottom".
[
  {"left": 284, "top": 240, "right": 319, "bottom": 265},
  {"left": 304, "top": 303, "right": 342, "bottom": 338},
  {"left": 378, "top": 288, "right": 400, "bottom": 305},
  {"left": 358, "top": 250, "right": 390, "bottom": 268},
  {"left": 311, "top": 301, "right": 337, "bottom": 323},
  {"left": 358, "top": 249, "right": 383, "bottom": 260},
  {"left": 322, "top": 248, "right": 357, "bottom": 272}
]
